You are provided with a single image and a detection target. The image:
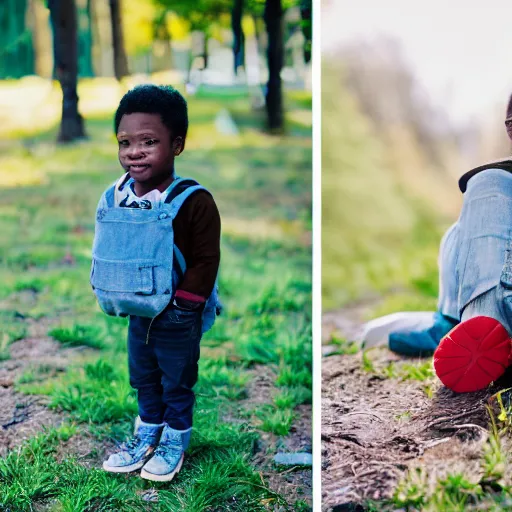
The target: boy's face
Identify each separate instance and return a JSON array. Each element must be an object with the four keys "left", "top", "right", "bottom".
[{"left": 116, "top": 113, "right": 184, "bottom": 187}]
